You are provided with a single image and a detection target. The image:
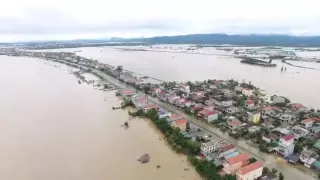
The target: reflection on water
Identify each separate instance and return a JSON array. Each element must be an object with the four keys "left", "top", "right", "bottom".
[{"left": 0, "top": 56, "right": 200, "bottom": 180}]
